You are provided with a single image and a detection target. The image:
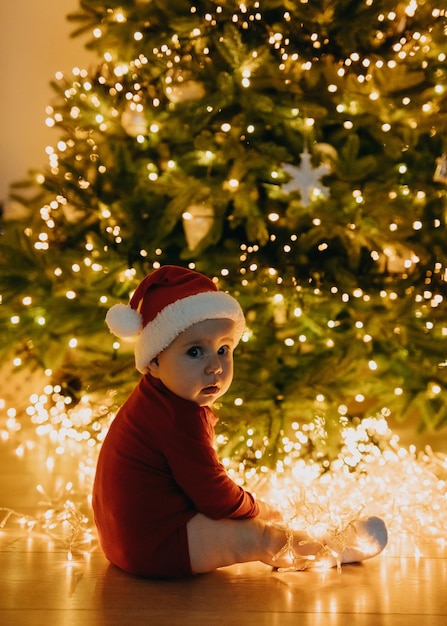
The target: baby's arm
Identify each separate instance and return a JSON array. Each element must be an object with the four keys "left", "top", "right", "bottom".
[{"left": 256, "top": 499, "right": 283, "bottom": 522}]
